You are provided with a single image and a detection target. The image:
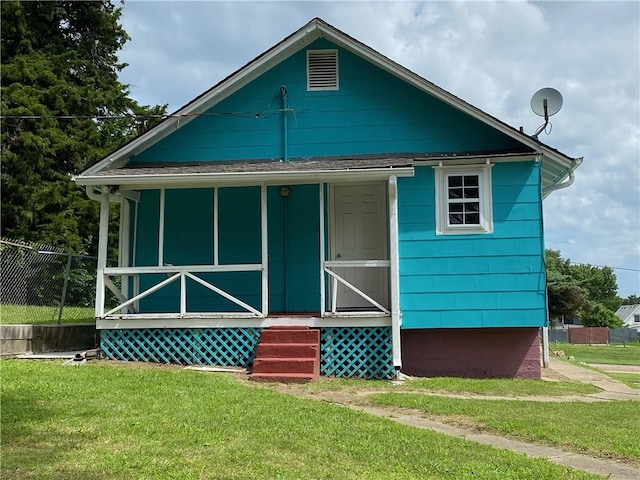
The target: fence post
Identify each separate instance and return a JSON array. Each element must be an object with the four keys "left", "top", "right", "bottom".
[{"left": 57, "top": 254, "right": 73, "bottom": 324}]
